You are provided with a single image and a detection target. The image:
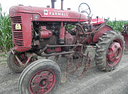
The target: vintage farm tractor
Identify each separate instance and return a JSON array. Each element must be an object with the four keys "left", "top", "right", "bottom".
[{"left": 8, "top": 0, "right": 125, "bottom": 94}]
